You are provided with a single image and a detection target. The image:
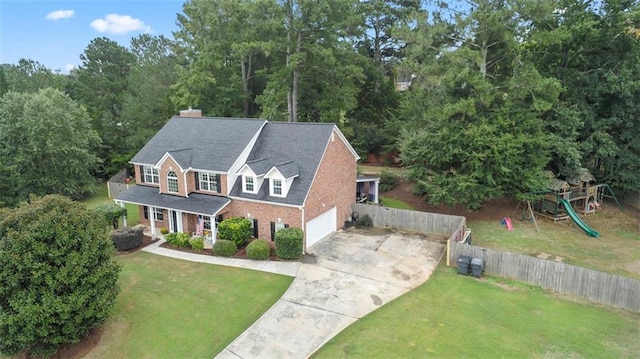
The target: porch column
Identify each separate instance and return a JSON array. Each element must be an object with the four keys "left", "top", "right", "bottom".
[
  {"left": 119, "top": 202, "right": 127, "bottom": 227},
  {"left": 210, "top": 215, "right": 216, "bottom": 244},
  {"left": 177, "top": 211, "right": 184, "bottom": 232},
  {"left": 149, "top": 206, "right": 157, "bottom": 239},
  {"left": 373, "top": 179, "right": 380, "bottom": 204}
]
